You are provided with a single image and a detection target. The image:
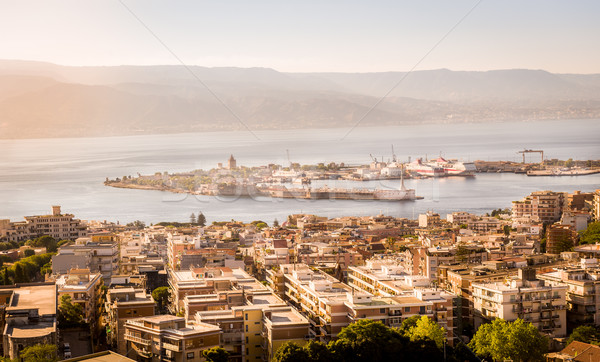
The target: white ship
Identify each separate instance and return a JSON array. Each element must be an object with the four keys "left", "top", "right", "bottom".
[
  {"left": 427, "top": 157, "right": 476, "bottom": 176},
  {"left": 405, "top": 158, "right": 445, "bottom": 177}
]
